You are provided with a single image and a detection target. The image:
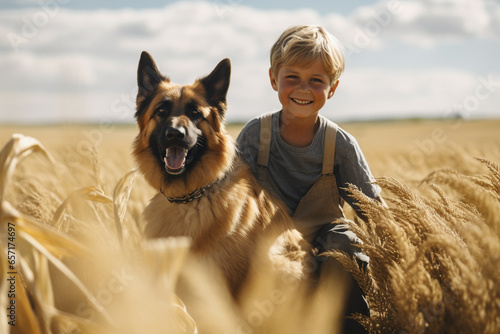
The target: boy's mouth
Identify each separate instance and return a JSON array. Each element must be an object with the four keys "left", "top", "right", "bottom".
[{"left": 291, "top": 98, "right": 313, "bottom": 105}]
